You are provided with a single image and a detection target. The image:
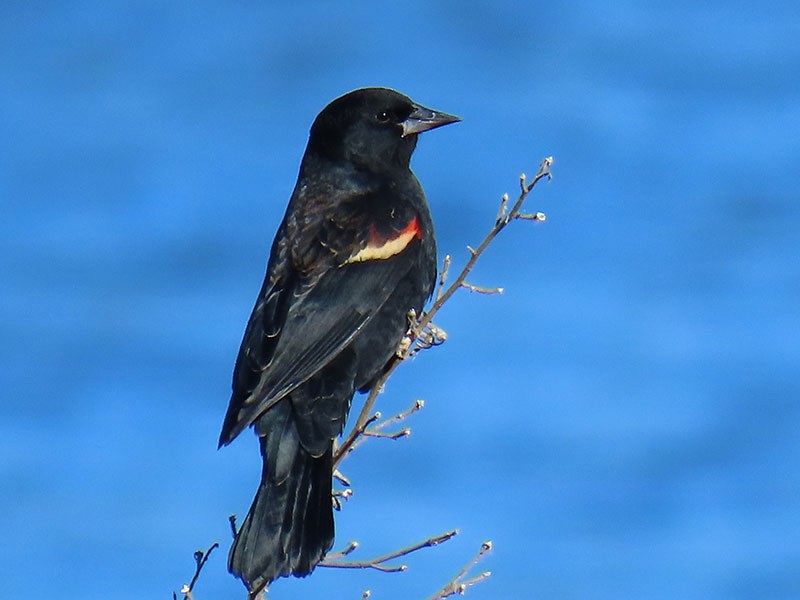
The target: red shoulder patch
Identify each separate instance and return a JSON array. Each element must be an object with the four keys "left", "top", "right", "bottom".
[{"left": 345, "top": 217, "right": 421, "bottom": 264}]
